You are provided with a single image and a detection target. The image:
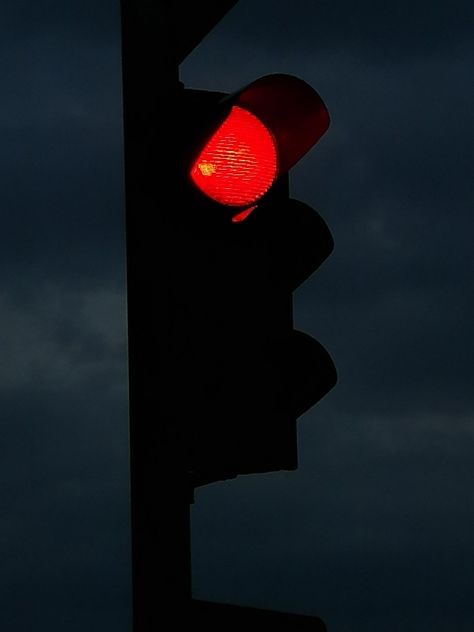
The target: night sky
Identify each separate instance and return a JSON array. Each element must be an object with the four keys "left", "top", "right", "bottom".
[{"left": 2, "top": 2, "right": 474, "bottom": 631}]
